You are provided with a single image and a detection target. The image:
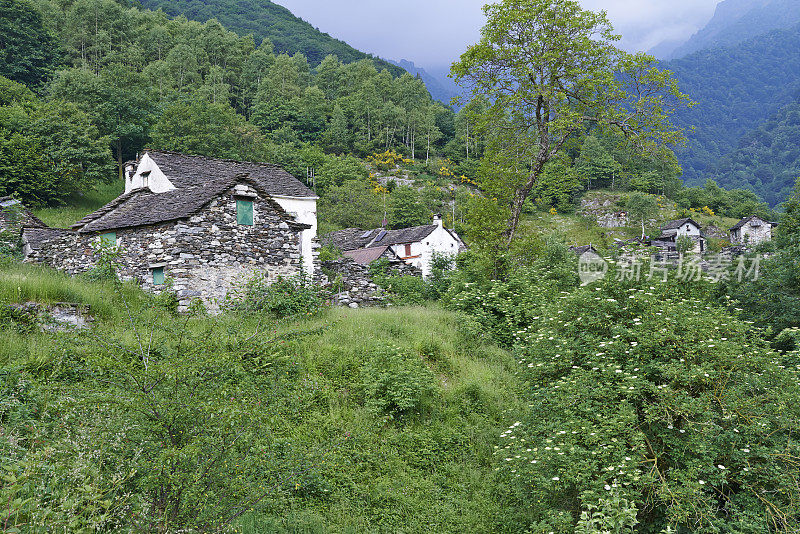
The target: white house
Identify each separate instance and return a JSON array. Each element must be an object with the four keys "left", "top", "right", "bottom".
[
  {"left": 651, "top": 217, "right": 706, "bottom": 253},
  {"left": 322, "top": 215, "right": 465, "bottom": 277},
  {"left": 125, "top": 150, "right": 319, "bottom": 275}
]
